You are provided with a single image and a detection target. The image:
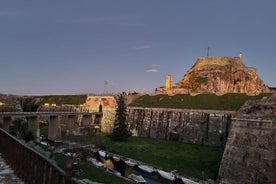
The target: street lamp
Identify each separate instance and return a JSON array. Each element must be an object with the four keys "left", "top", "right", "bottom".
[
  {"left": 0, "top": 102, "right": 4, "bottom": 126},
  {"left": 0, "top": 101, "right": 4, "bottom": 112}
]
